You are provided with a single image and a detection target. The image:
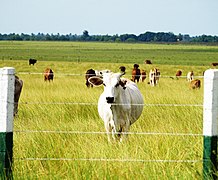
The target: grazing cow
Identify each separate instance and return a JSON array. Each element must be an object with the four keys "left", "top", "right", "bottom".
[
  {"left": 85, "top": 69, "right": 96, "bottom": 88},
  {"left": 187, "top": 71, "right": 194, "bottom": 82},
  {"left": 141, "top": 70, "right": 146, "bottom": 82},
  {"left": 173, "top": 70, "right": 183, "bottom": 80},
  {"left": 88, "top": 71, "right": 144, "bottom": 142},
  {"left": 29, "top": 58, "right": 37, "bottom": 65},
  {"left": 149, "top": 68, "right": 160, "bottom": 86},
  {"left": 190, "top": 79, "right": 201, "bottom": 89},
  {"left": 176, "top": 70, "right": 182, "bottom": 77},
  {"left": 14, "top": 76, "right": 23, "bottom": 116},
  {"left": 211, "top": 63, "right": 218, "bottom": 66},
  {"left": 44, "top": 68, "right": 54, "bottom": 82},
  {"left": 131, "top": 64, "right": 141, "bottom": 83},
  {"left": 144, "top": 60, "right": 152, "bottom": 64}
]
